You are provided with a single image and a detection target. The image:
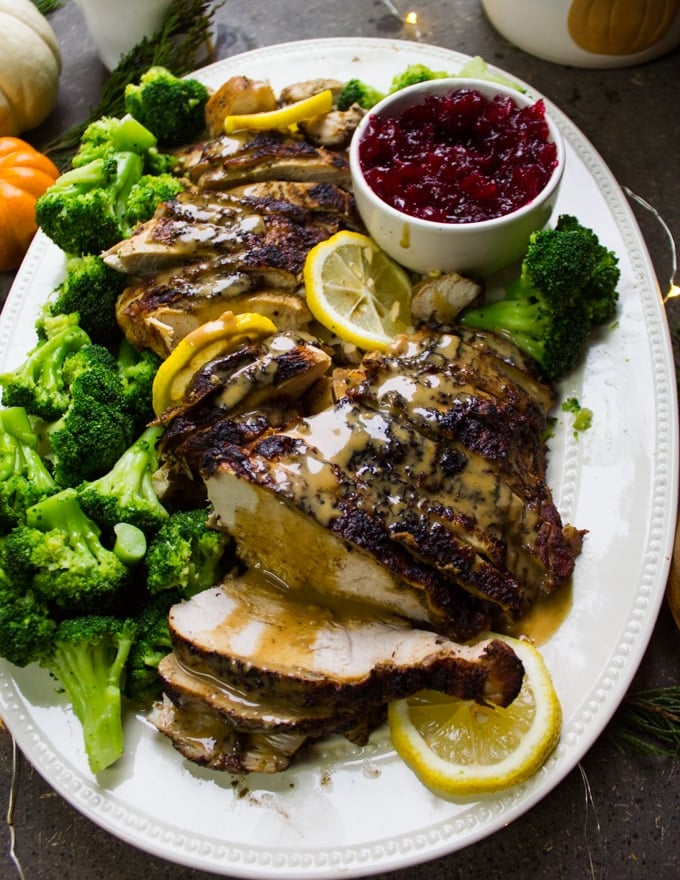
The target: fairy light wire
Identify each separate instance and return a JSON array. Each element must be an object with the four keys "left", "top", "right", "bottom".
[
  {"left": 5, "top": 734, "right": 26, "bottom": 880},
  {"left": 623, "top": 186, "right": 679, "bottom": 301}
]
